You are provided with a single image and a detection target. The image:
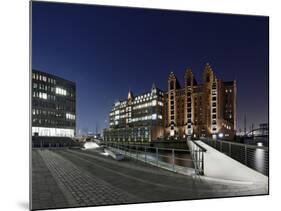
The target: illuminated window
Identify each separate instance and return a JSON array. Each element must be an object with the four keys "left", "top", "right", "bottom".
[
  {"left": 32, "top": 127, "right": 75, "bottom": 137},
  {"left": 66, "top": 113, "right": 75, "bottom": 120},
  {"left": 158, "top": 101, "right": 163, "bottom": 106},
  {"left": 55, "top": 87, "right": 67, "bottom": 96},
  {"left": 39, "top": 92, "right": 47, "bottom": 99}
]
